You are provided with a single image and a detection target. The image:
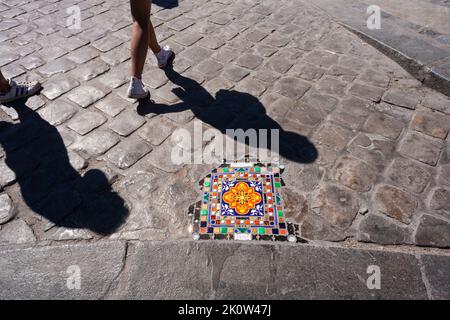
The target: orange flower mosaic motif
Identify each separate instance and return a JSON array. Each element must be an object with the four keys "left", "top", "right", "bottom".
[{"left": 222, "top": 181, "right": 262, "bottom": 215}]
